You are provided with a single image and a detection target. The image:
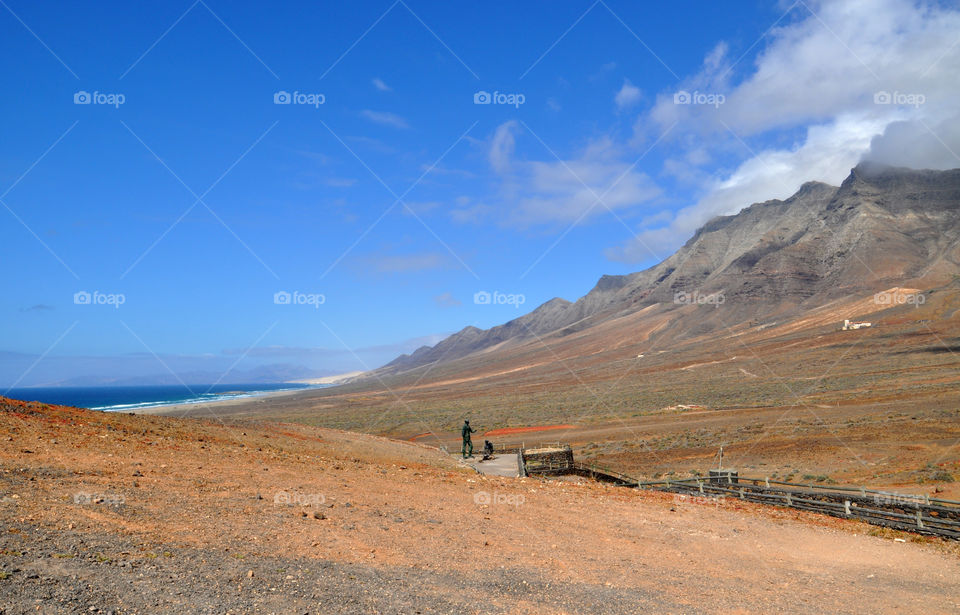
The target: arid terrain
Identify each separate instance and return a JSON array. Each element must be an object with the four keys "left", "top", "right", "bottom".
[
  {"left": 157, "top": 166, "right": 960, "bottom": 502},
  {"left": 159, "top": 283, "right": 960, "bottom": 501},
  {"left": 6, "top": 165, "right": 960, "bottom": 613},
  {"left": 2, "top": 397, "right": 960, "bottom": 614}
]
